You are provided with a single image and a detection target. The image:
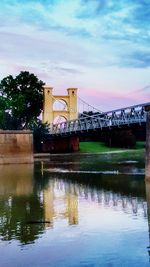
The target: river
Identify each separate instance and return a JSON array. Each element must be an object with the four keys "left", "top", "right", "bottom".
[{"left": 0, "top": 151, "right": 149, "bottom": 267}]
